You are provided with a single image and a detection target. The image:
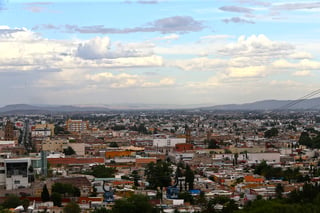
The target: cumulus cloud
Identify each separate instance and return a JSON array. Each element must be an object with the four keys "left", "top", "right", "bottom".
[
  {"left": 219, "top": 5, "right": 253, "bottom": 13},
  {"left": 76, "top": 37, "right": 111, "bottom": 59},
  {"left": 0, "top": 26, "right": 25, "bottom": 34},
  {"left": 218, "top": 34, "right": 294, "bottom": 58},
  {"left": 35, "top": 16, "right": 205, "bottom": 34},
  {"left": 170, "top": 34, "right": 318, "bottom": 82},
  {"left": 222, "top": 17, "right": 255, "bottom": 24},
  {"left": 0, "top": 26, "right": 164, "bottom": 78},
  {"left": 76, "top": 37, "right": 155, "bottom": 60}
]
